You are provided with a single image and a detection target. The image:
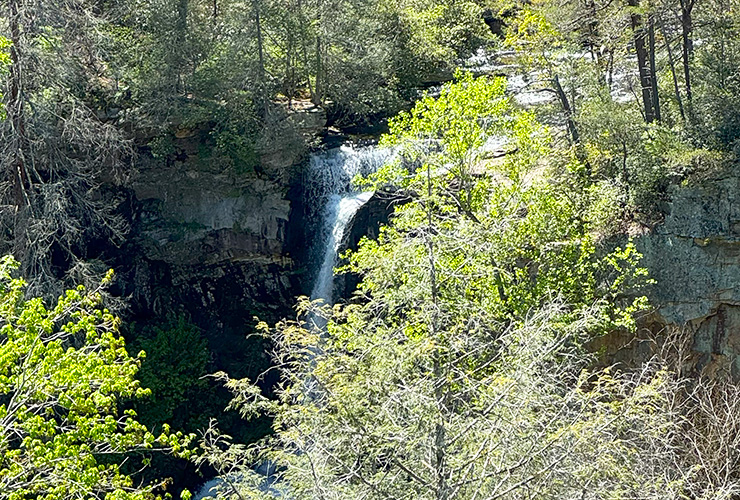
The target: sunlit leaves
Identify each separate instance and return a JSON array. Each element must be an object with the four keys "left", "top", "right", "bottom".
[
  {"left": 197, "top": 75, "right": 671, "bottom": 500},
  {"left": 0, "top": 256, "right": 192, "bottom": 500}
]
